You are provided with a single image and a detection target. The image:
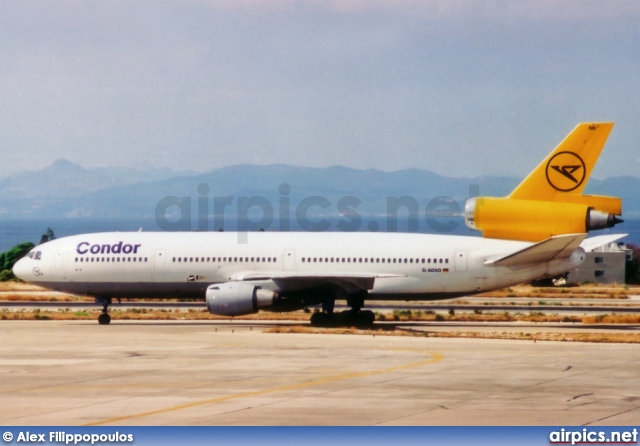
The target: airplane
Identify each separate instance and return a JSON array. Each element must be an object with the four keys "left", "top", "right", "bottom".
[{"left": 13, "top": 122, "right": 625, "bottom": 326}]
